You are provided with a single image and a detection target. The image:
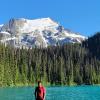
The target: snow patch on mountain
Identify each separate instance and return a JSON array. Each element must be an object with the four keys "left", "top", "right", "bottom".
[
  {"left": 0, "top": 24, "right": 3, "bottom": 30},
  {"left": 0, "top": 18, "right": 86, "bottom": 48}
]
